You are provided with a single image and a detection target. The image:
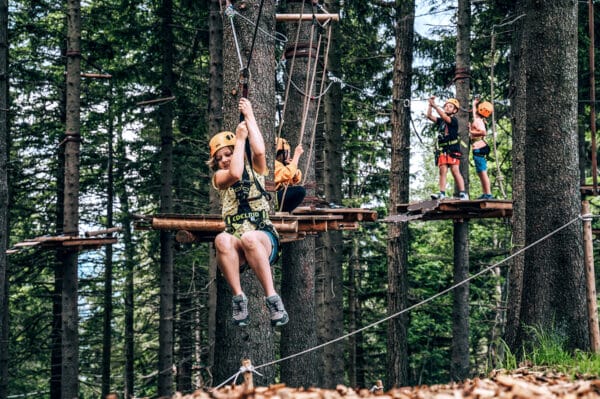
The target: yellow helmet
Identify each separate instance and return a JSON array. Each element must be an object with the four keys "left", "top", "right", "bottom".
[
  {"left": 209, "top": 131, "right": 236, "bottom": 157},
  {"left": 477, "top": 101, "right": 493, "bottom": 118},
  {"left": 445, "top": 98, "right": 460, "bottom": 110},
  {"left": 276, "top": 137, "right": 291, "bottom": 152}
]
